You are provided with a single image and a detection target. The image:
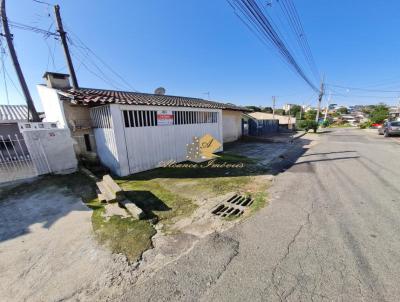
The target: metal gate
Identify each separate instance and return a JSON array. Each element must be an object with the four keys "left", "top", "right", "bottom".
[{"left": 0, "top": 134, "right": 50, "bottom": 184}]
